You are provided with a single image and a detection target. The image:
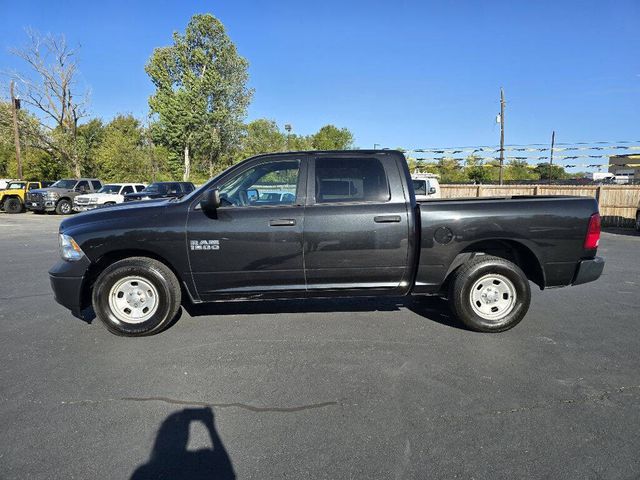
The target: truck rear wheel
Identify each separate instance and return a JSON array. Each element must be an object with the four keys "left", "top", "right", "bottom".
[
  {"left": 448, "top": 255, "right": 531, "bottom": 332},
  {"left": 4, "top": 197, "right": 23, "bottom": 213},
  {"left": 92, "top": 257, "right": 182, "bottom": 336}
]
